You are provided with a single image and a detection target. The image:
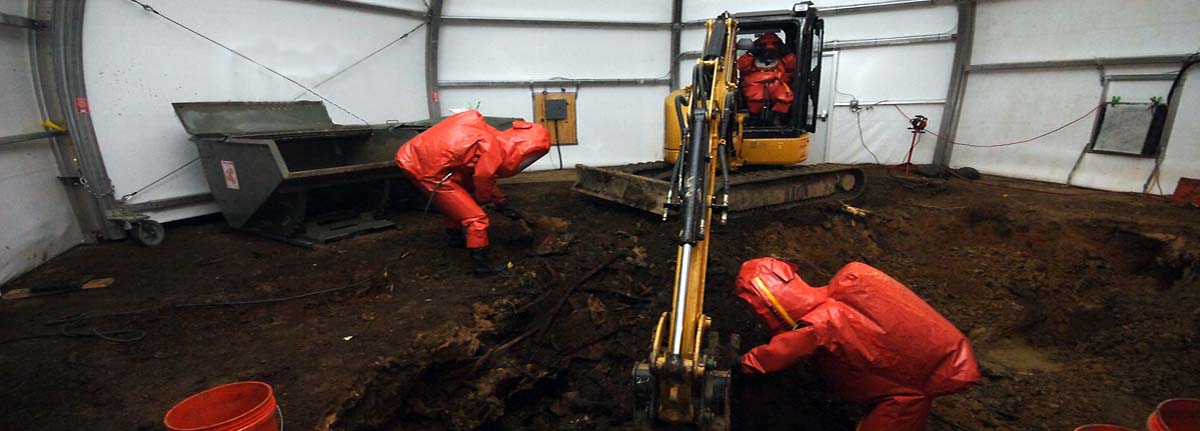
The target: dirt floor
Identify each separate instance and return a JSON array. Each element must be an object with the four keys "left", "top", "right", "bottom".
[{"left": 2, "top": 167, "right": 1197, "bottom": 431}]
